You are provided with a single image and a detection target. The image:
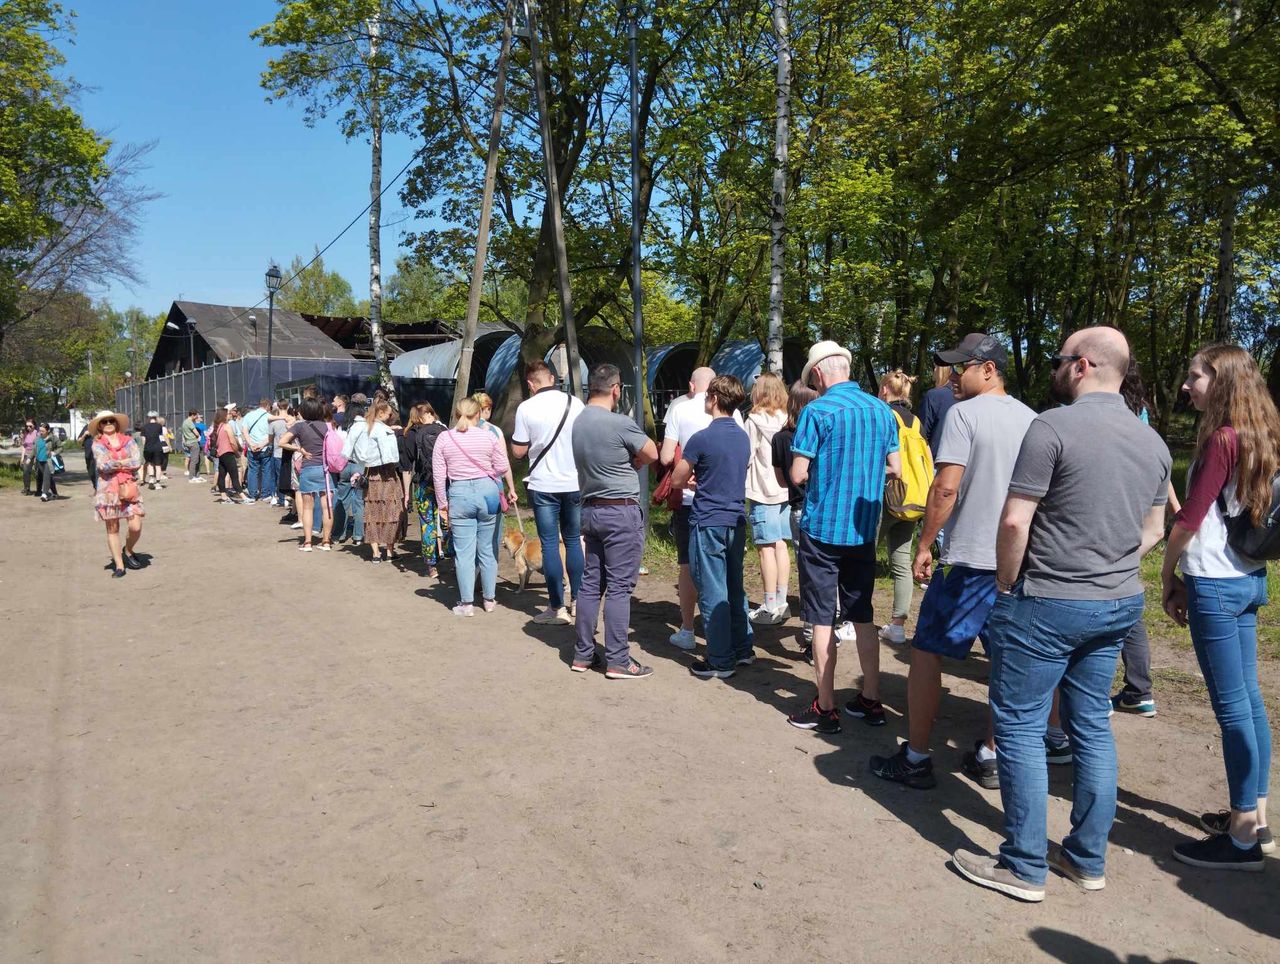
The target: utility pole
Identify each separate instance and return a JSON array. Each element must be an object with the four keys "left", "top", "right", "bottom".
[
  {"left": 523, "top": 0, "right": 581, "bottom": 397},
  {"left": 453, "top": 0, "right": 516, "bottom": 416},
  {"left": 629, "top": 7, "right": 648, "bottom": 509}
]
